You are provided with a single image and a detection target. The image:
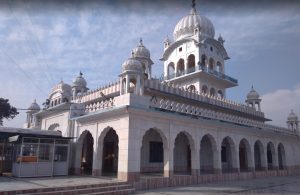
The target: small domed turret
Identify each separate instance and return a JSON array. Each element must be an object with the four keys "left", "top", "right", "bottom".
[
  {"left": 25, "top": 99, "right": 40, "bottom": 128},
  {"left": 120, "top": 51, "right": 145, "bottom": 96},
  {"left": 287, "top": 110, "right": 299, "bottom": 131},
  {"left": 122, "top": 55, "right": 143, "bottom": 73},
  {"left": 132, "top": 39, "right": 150, "bottom": 59},
  {"left": 245, "top": 86, "right": 261, "bottom": 111},
  {"left": 27, "top": 99, "right": 40, "bottom": 114},
  {"left": 246, "top": 86, "right": 260, "bottom": 100},
  {"left": 131, "top": 39, "right": 154, "bottom": 79},
  {"left": 72, "top": 71, "right": 87, "bottom": 88},
  {"left": 71, "top": 72, "right": 88, "bottom": 99},
  {"left": 288, "top": 110, "right": 298, "bottom": 121}
]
